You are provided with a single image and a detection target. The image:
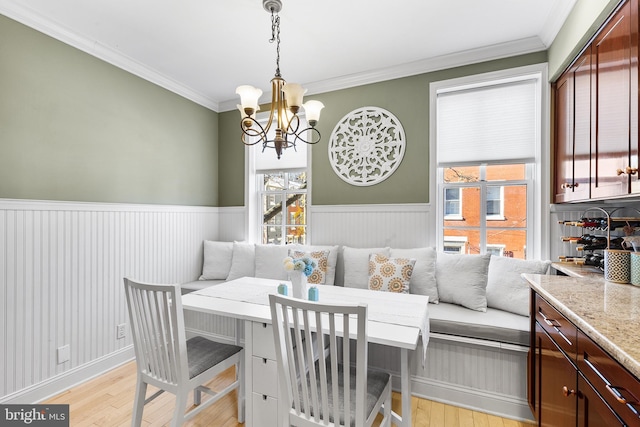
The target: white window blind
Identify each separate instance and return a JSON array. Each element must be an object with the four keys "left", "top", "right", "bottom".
[{"left": 436, "top": 77, "right": 538, "bottom": 166}]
